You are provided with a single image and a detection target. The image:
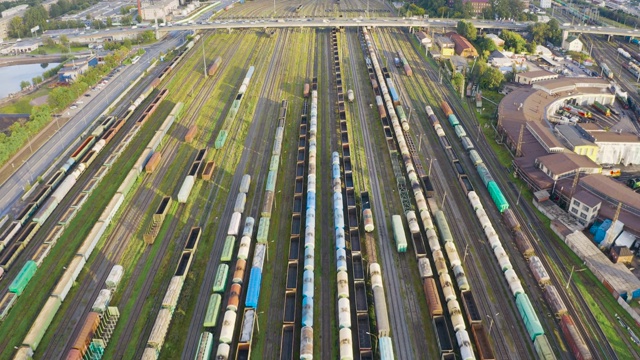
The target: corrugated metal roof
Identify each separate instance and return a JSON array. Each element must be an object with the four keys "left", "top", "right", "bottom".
[{"left": 555, "top": 124, "right": 594, "bottom": 147}]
